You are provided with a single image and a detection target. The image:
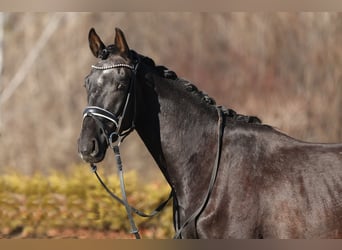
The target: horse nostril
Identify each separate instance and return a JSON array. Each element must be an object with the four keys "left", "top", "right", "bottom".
[
  {"left": 79, "top": 138, "right": 99, "bottom": 157},
  {"left": 90, "top": 138, "right": 99, "bottom": 157}
]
